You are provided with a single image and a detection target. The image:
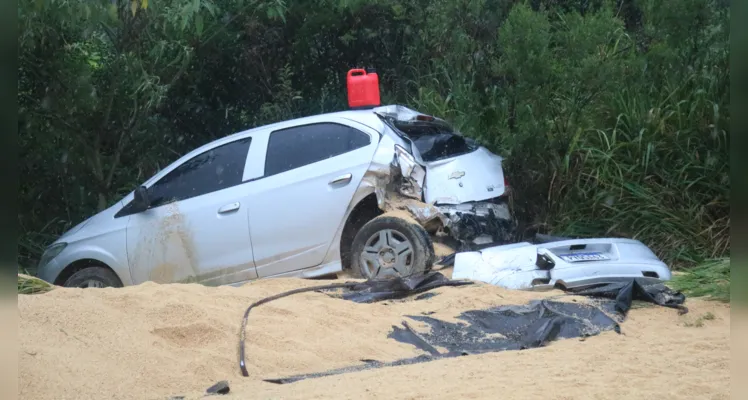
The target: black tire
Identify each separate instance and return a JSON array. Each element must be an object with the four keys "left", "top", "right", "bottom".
[
  {"left": 63, "top": 266, "right": 123, "bottom": 288},
  {"left": 350, "top": 215, "right": 435, "bottom": 279}
]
